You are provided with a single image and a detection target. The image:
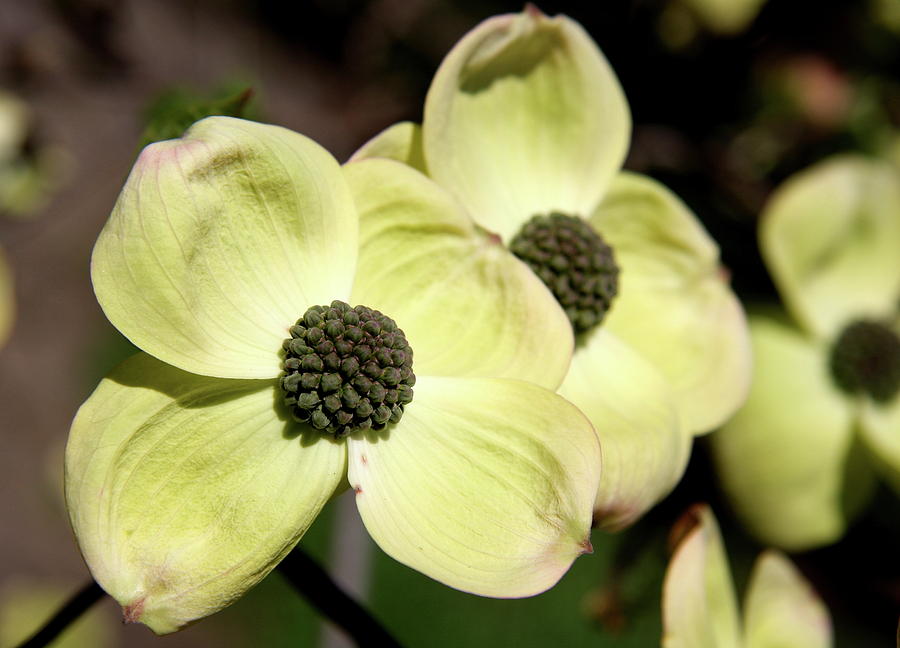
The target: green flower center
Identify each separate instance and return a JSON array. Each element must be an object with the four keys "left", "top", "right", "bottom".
[
  {"left": 281, "top": 300, "right": 415, "bottom": 438},
  {"left": 510, "top": 213, "right": 619, "bottom": 334},
  {"left": 829, "top": 319, "right": 900, "bottom": 403}
]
